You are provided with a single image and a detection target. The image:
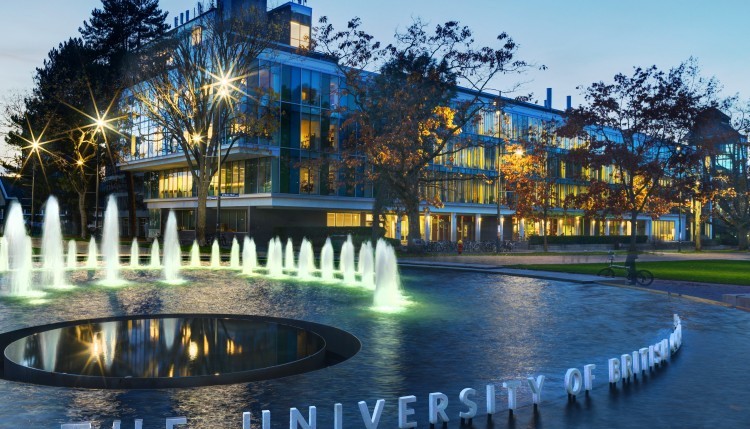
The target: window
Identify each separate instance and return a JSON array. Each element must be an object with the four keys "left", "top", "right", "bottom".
[
  {"left": 326, "top": 212, "right": 361, "bottom": 227},
  {"left": 191, "top": 26, "right": 202, "bottom": 46},
  {"left": 290, "top": 21, "right": 310, "bottom": 48}
]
